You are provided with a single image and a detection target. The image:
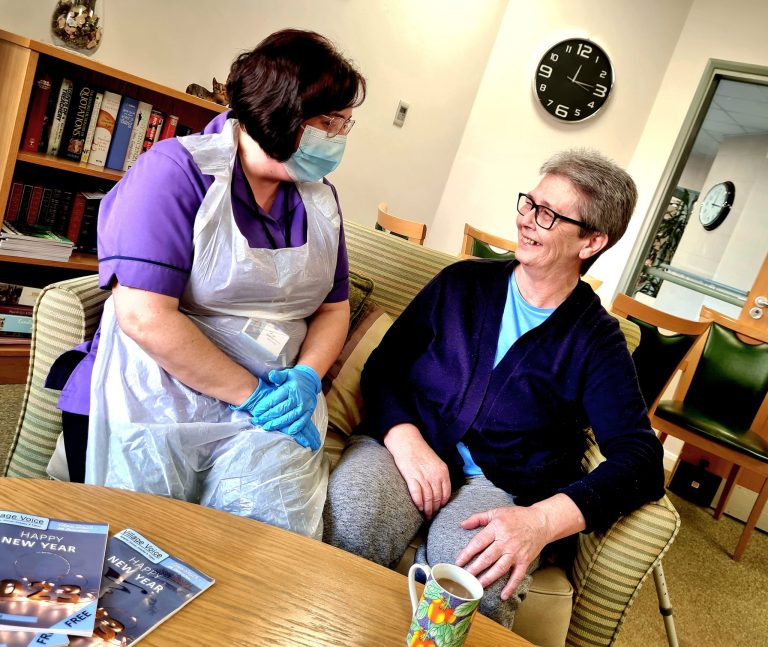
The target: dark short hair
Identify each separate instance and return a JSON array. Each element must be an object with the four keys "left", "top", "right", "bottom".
[
  {"left": 540, "top": 148, "right": 637, "bottom": 272},
  {"left": 227, "top": 29, "right": 366, "bottom": 161}
]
